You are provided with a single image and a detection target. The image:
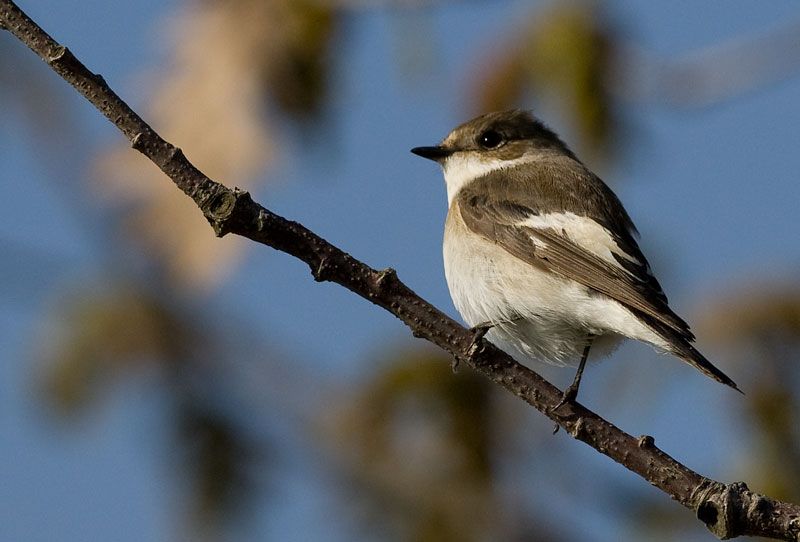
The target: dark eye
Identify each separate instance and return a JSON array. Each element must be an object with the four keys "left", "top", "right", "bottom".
[{"left": 477, "top": 129, "right": 504, "bottom": 149}]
